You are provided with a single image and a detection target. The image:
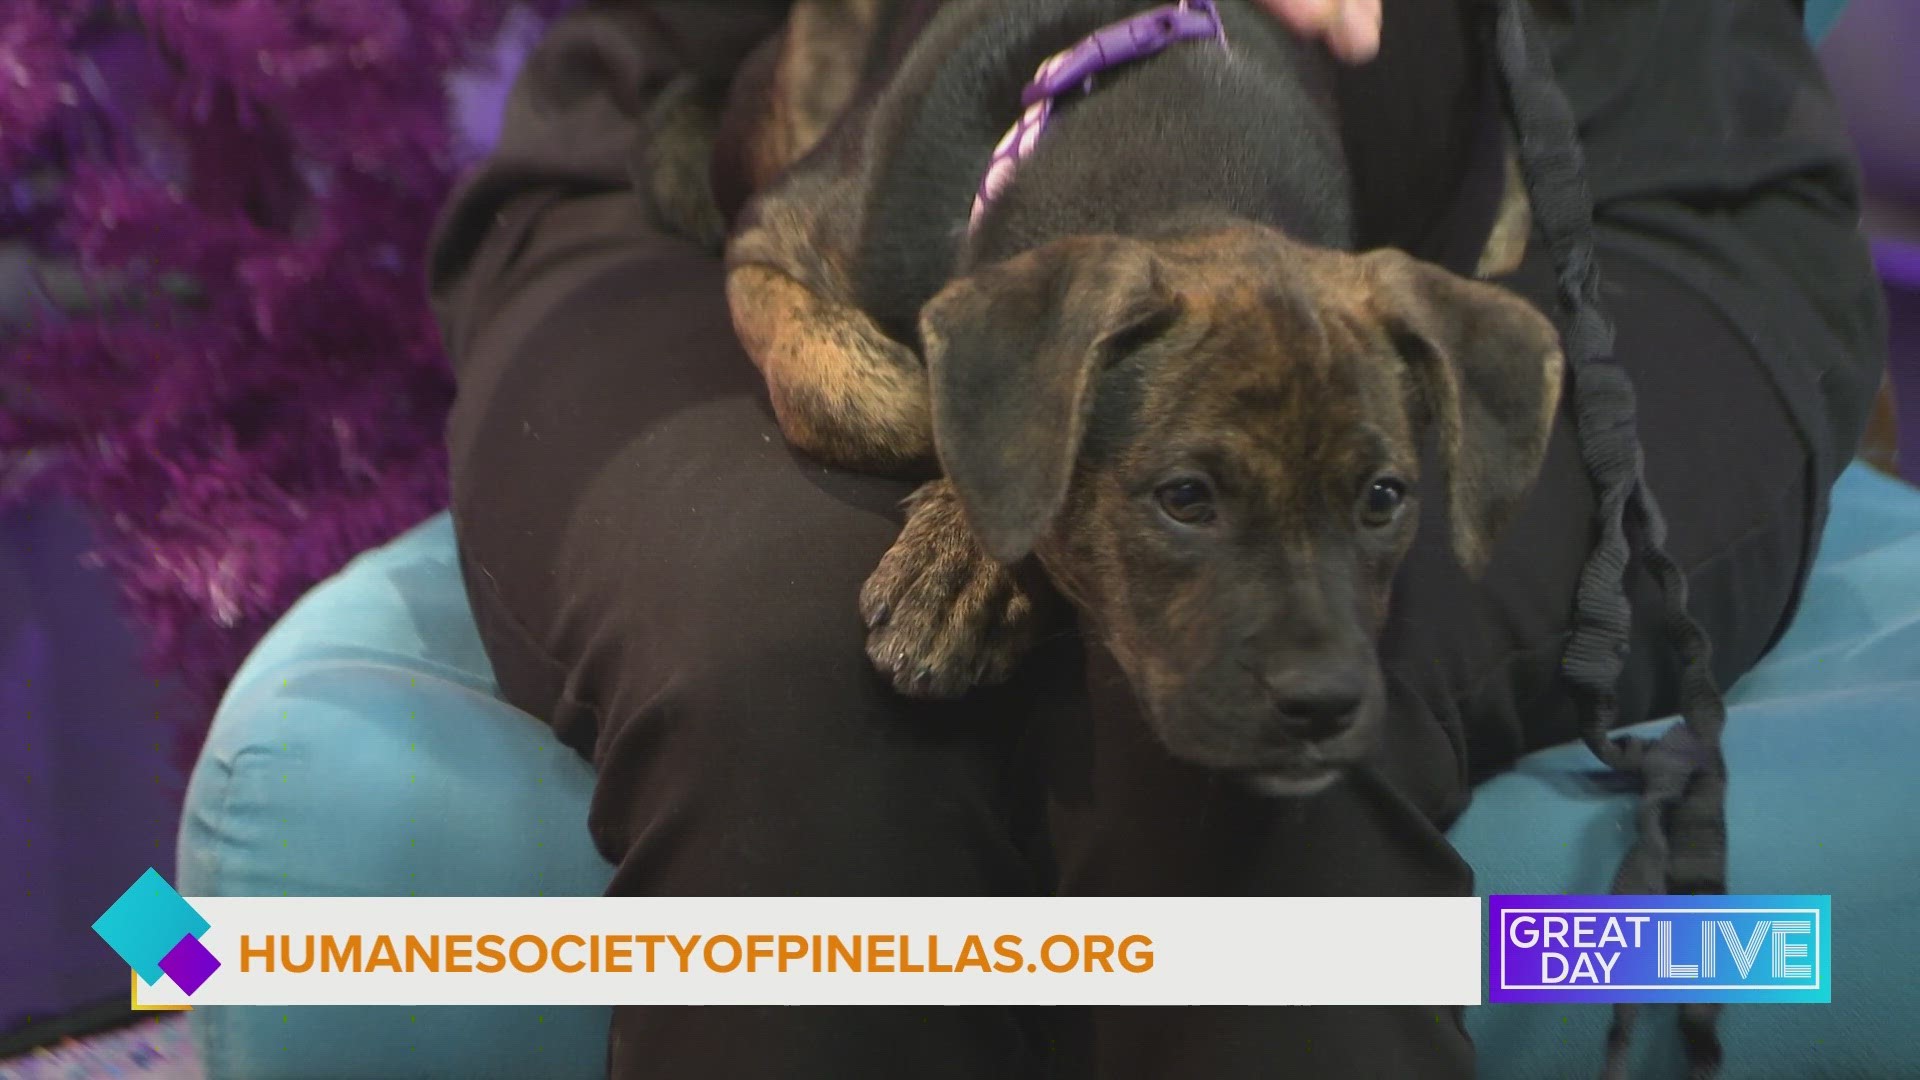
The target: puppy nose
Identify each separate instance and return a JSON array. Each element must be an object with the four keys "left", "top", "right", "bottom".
[{"left": 1271, "top": 667, "right": 1368, "bottom": 742}]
